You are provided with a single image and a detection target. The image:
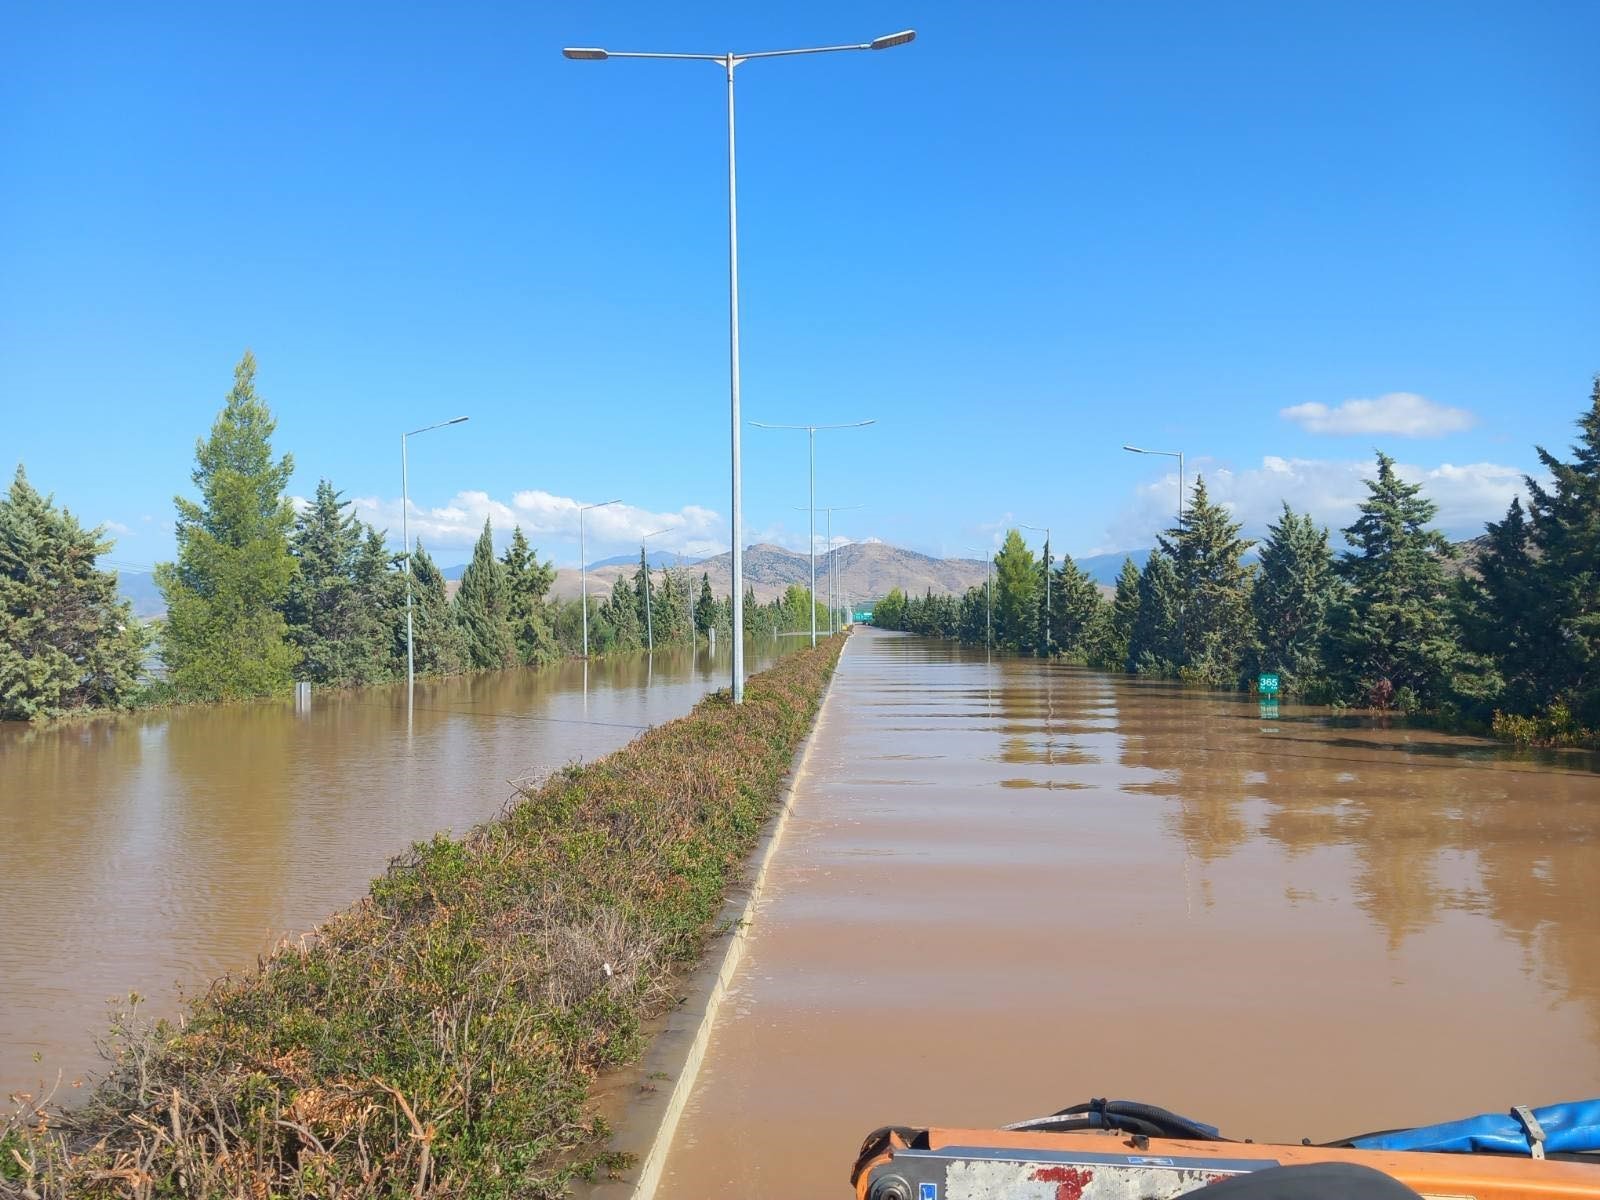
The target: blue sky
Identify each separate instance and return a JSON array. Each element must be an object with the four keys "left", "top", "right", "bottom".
[{"left": 3, "top": 1, "right": 1596, "bottom": 571}]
